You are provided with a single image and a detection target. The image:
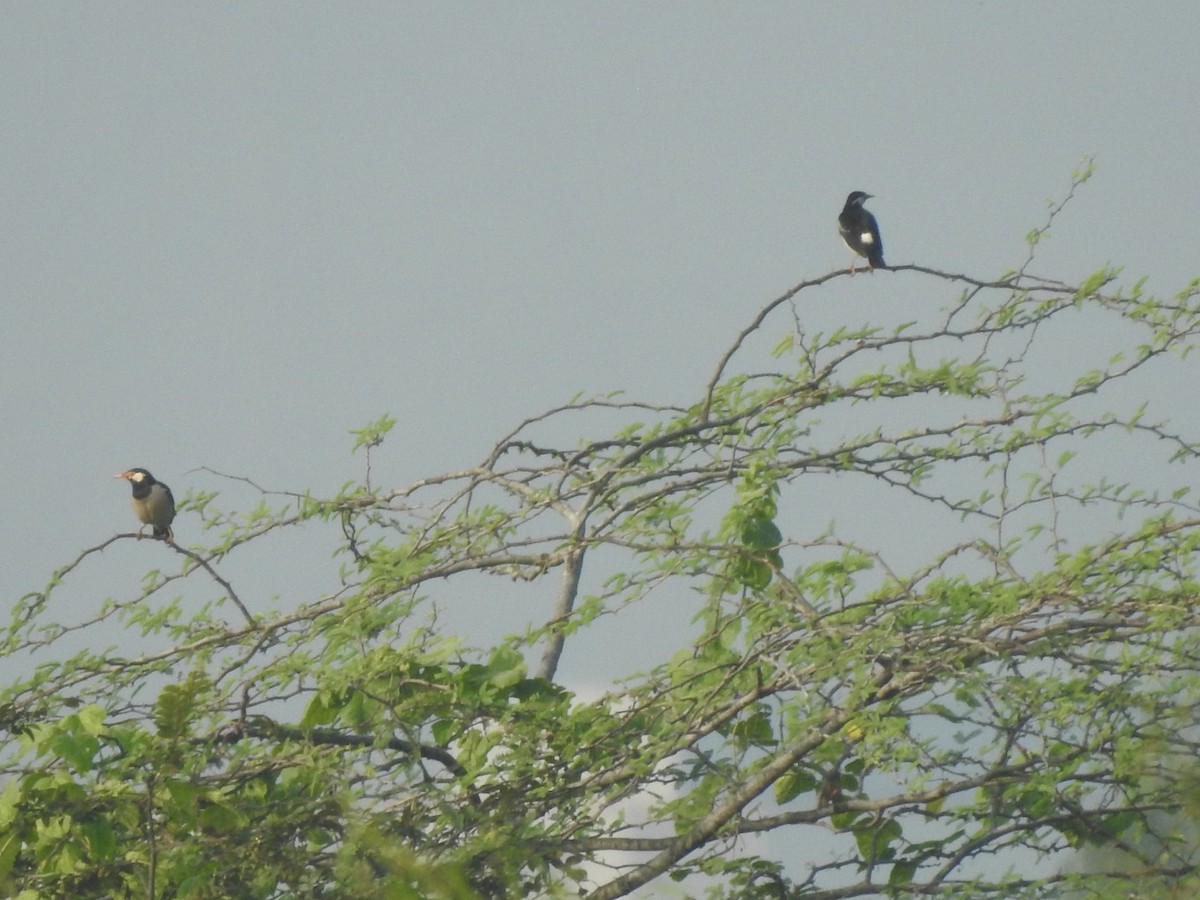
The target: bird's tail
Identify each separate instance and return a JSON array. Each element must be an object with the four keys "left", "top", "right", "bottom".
[
  {"left": 153, "top": 525, "right": 174, "bottom": 542},
  {"left": 869, "top": 252, "right": 887, "bottom": 269}
]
